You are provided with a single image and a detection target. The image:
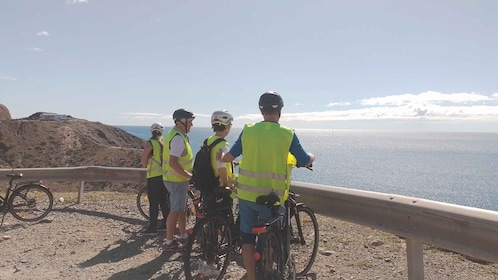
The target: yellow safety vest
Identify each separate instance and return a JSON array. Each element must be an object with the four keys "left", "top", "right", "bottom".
[
  {"left": 237, "top": 122, "right": 294, "bottom": 203},
  {"left": 146, "top": 138, "right": 163, "bottom": 178},
  {"left": 162, "top": 129, "right": 193, "bottom": 182},
  {"left": 206, "top": 135, "right": 235, "bottom": 186}
]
